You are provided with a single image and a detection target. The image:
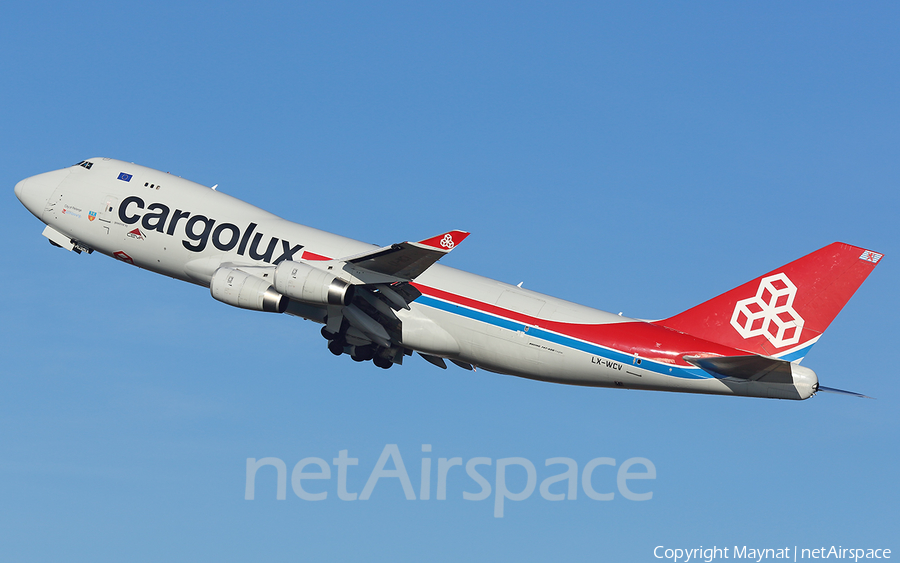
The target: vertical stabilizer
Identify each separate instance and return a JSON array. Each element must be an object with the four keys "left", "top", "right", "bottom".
[{"left": 656, "top": 243, "right": 882, "bottom": 362}]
